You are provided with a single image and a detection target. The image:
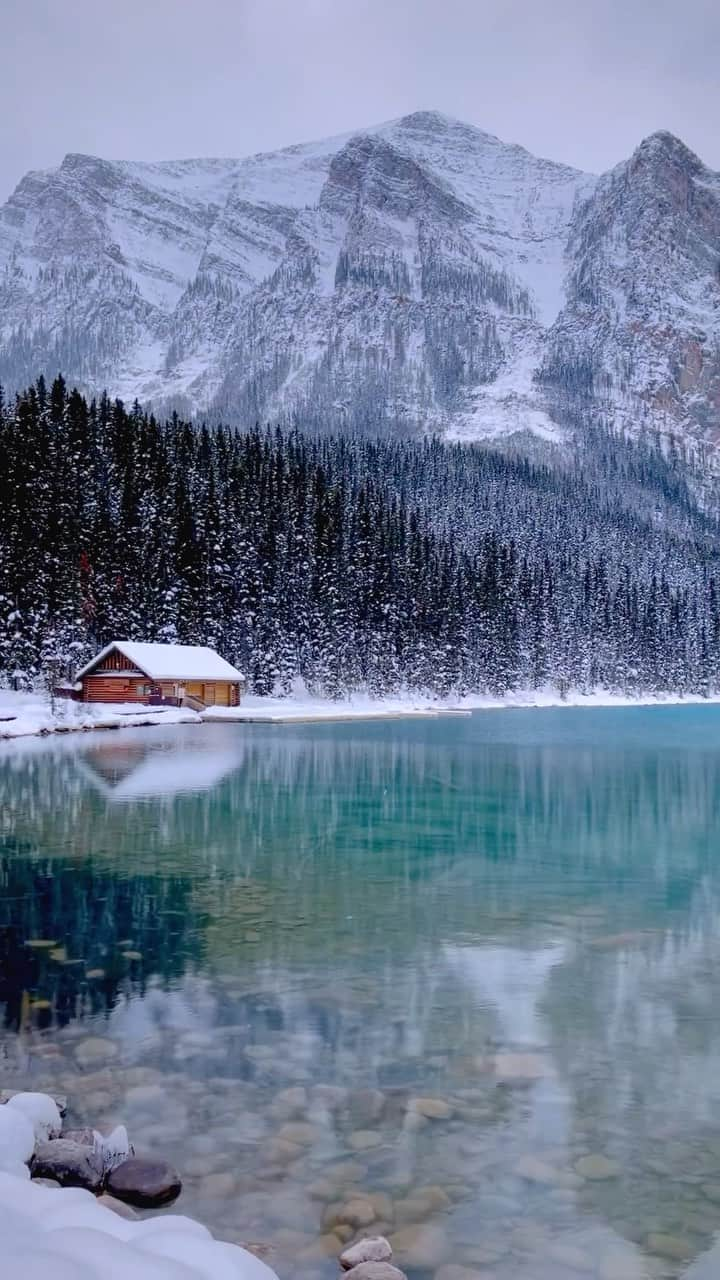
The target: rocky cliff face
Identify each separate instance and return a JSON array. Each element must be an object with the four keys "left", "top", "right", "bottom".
[
  {"left": 1, "top": 112, "right": 718, "bottom": 445},
  {"left": 540, "top": 132, "right": 720, "bottom": 443}
]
